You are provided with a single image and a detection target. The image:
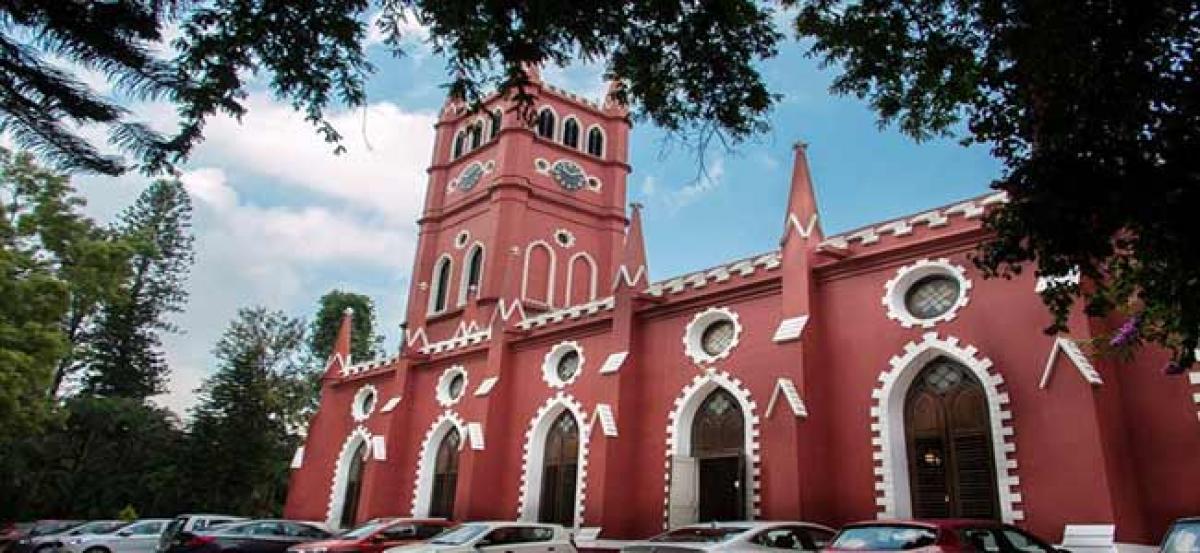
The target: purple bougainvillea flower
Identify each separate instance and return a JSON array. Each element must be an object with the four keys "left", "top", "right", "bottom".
[{"left": 1109, "top": 315, "right": 1141, "bottom": 348}]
